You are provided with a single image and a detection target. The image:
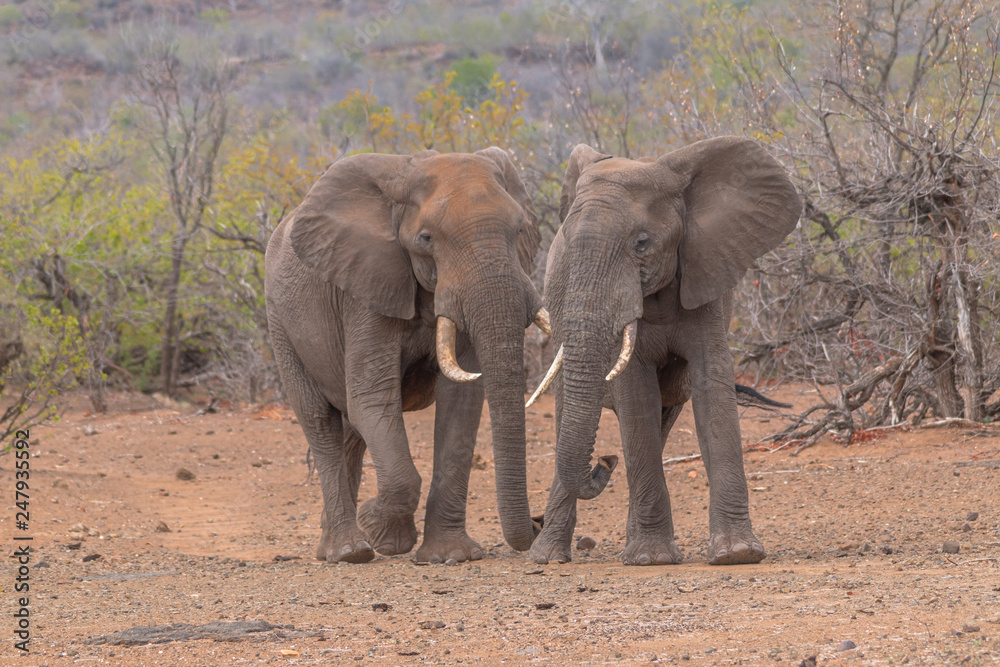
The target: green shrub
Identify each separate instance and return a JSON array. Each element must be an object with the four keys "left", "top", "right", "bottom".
[
  {"left": 0, "top": 5, "right": 21, "bottom": 29},
  {"left": 448, "top": 55, "right": 498, "bottom": 105}
]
